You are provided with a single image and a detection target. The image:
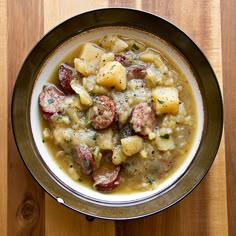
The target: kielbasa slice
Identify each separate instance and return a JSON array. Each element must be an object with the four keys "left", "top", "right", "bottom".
[
  {"left": 130, "top": 103, "right": 157, "bottom": 136},
  {"left": 38, "top": 84, "right": 65, "bottom": 118},
  {"left": 75, "top": 144, "right": 94, "bottom": 176},
  {"left": 58, "top": 63, "right": 77, "bottom": 94},
  {"left": 127, "top": 65, "right": 147, "bottom": 79},
  {"left": 92, "top": 162, "right": 120, "bottom": 192},
  {"left": 90, "top": 96, "right": 117, "bottom": 130}
]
